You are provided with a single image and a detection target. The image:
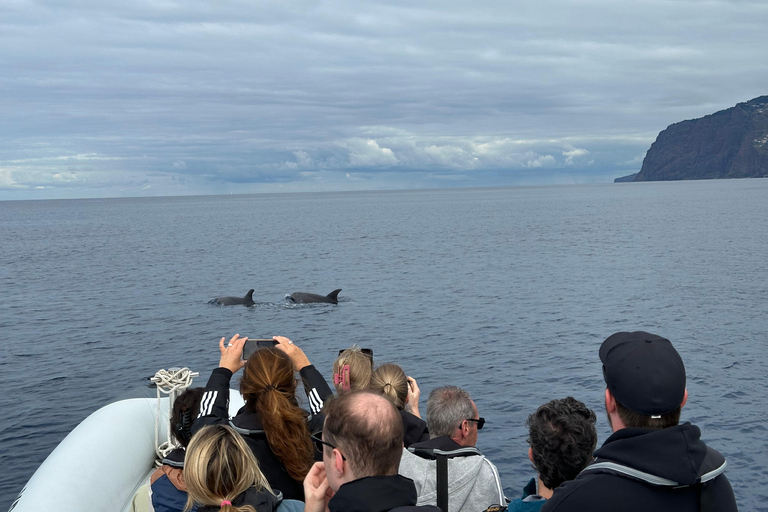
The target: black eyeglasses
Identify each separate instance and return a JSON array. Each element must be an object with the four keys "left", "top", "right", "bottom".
[
  {"left": 338, "top": 348, "right": 373, "bottom": 358},
  {"left": 310, "top": 433, "right": 346, "bottom": 460},
  {"left": 466, "top": 417, "right": 486, "bottom": 430}
]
